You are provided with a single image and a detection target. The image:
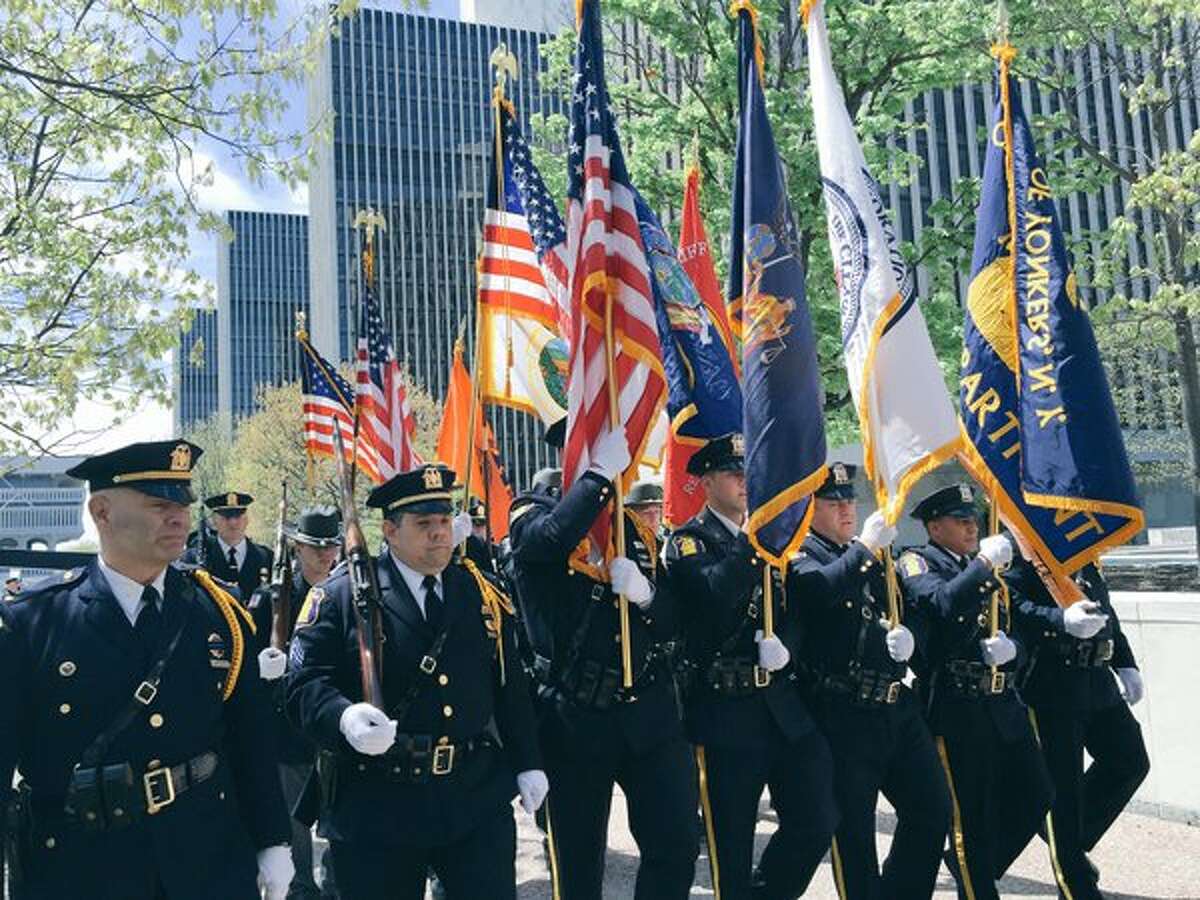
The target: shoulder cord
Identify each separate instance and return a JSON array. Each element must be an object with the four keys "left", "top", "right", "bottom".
[
  {"left": 192, "top": 569, "right": 253, "bottom": 701},
  {"left": 461, "top": 558, "right": 515, "bottom": 686}
]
